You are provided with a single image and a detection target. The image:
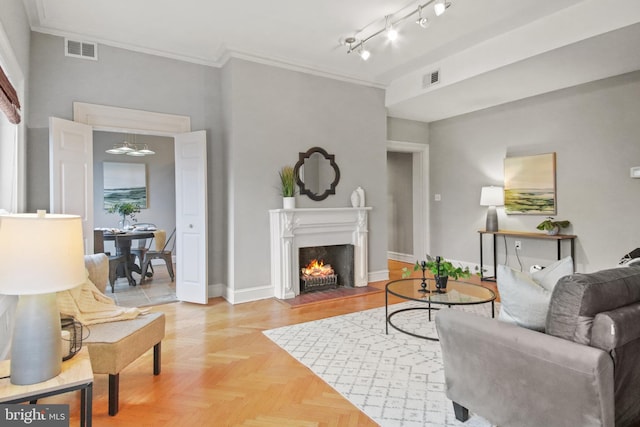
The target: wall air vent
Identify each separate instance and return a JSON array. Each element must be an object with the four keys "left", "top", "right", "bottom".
[
  {"left": 65, "top": 39, "right": 98, "bottom": 60},
  {"left": 422, "top": 69, "right": 440, "bottom": 89}
]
